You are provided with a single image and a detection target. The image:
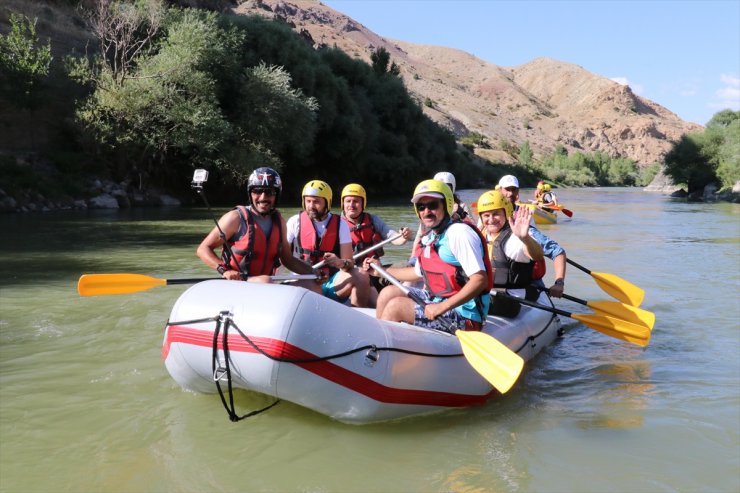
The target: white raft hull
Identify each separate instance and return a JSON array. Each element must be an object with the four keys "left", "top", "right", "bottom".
[{"left": 163, "top": 280, "right": 561, "bottom": 424}]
